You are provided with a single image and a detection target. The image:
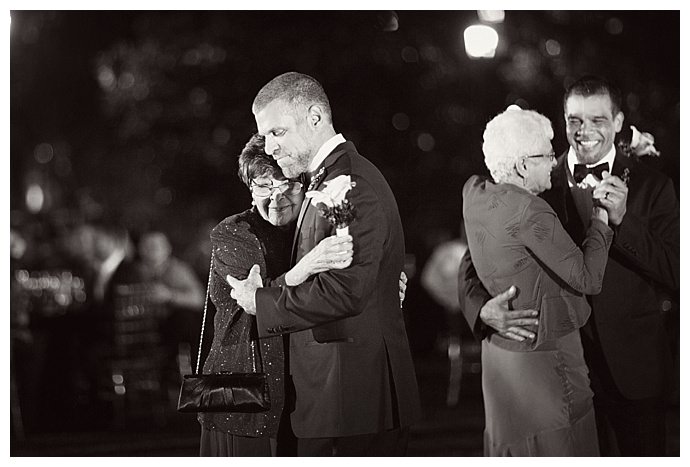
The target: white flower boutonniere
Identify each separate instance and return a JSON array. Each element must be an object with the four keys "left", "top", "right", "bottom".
[
  {"left": 305, "top": 174, "right": 357, "bottom": 236},
  {"left": 618, "top": 125, "right": 661, "bottom": 158}
]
